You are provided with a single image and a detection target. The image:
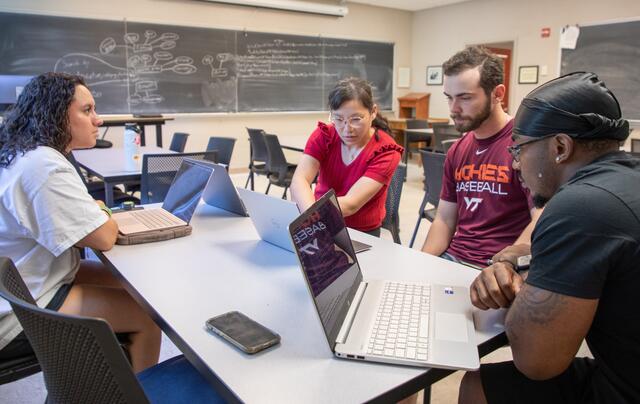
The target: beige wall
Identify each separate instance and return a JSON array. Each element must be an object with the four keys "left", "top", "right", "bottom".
[
  {"left": 412, "top": 0, "right": 640, "bottom": 140},
  {"left": 0, "top": 0, "right": 412, "bottom": 170}
]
